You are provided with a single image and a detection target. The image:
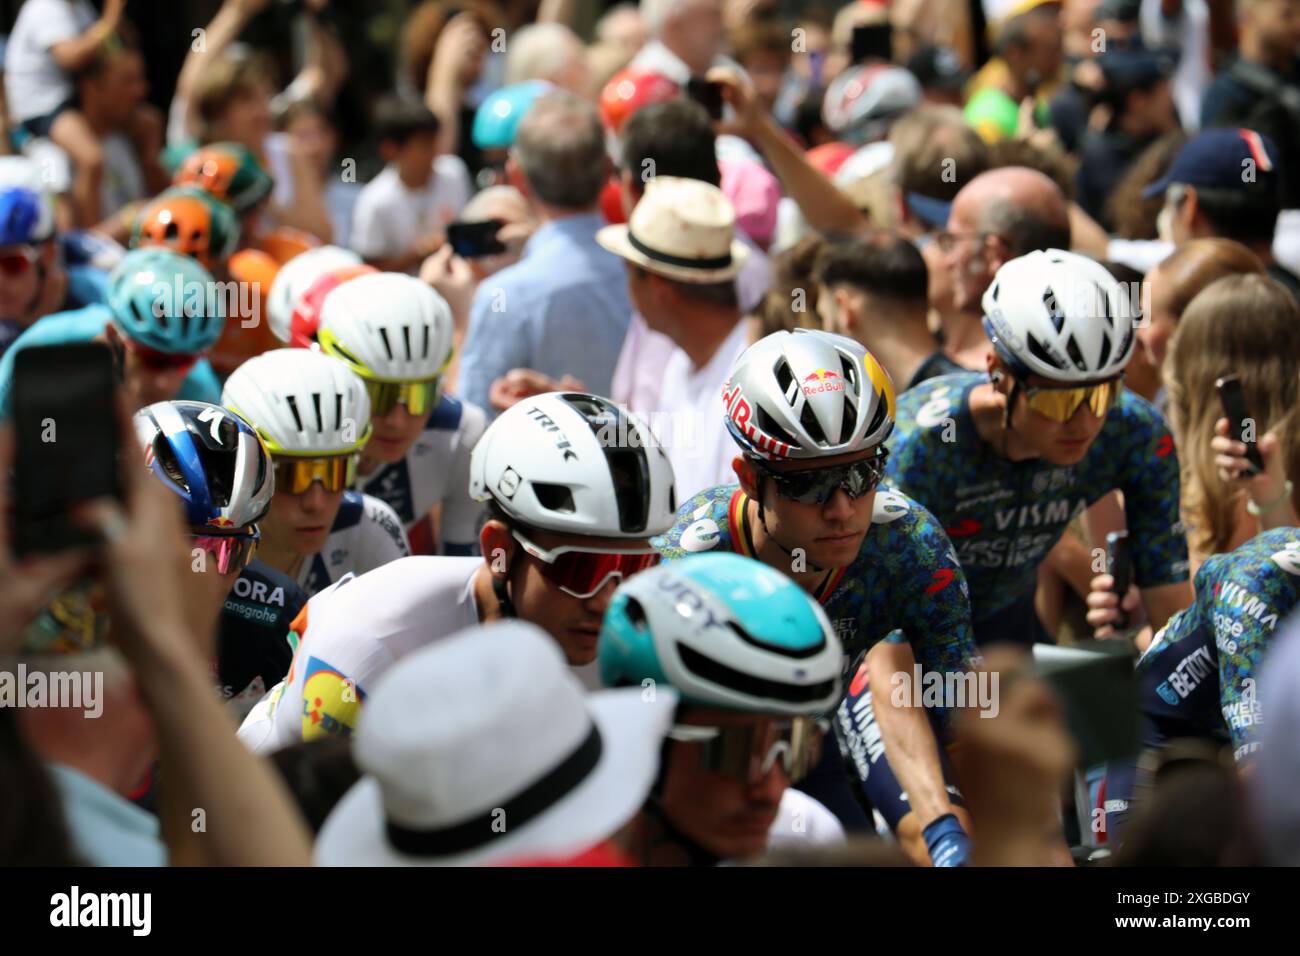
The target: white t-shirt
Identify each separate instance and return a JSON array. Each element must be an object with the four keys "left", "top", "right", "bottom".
[
  {"left": 297, "top": 490, "right": 411, "bottom": 596},
  {"left": 349, "top": 158, "right": 473, "bottom": 269},
  {"left": 659, "top": 319, "right": 750, "bottom": 500},
  {"left": 238, "top": 555, "right": 483, "bottom": 753},
  {"left": 100, "top": 132, "right": 146, "bottom": 219},
  {"left": 4, "top": 0, "right": 96, "bottom": 124},
  {"left": 766, "top": 790, "right": 847, "bottom": 851}
]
